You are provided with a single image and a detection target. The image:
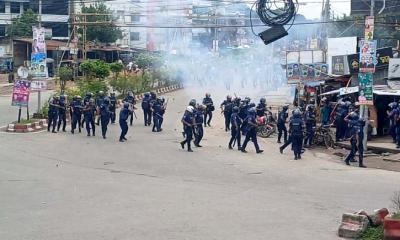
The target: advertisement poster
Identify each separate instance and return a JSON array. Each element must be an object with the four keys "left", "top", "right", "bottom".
[
  {"left": 315, "top": 63, "right": 329, "bottom": 80},
  {"left": 287, "top": 63, "right": 301, "bottom": 83},
  {"left": 364, "top": 16, "right": 374, "bottom": 41},
  {"left": 359, "top": 40, "right": 377, "bottom": 73},
  {"left": 347, "top": 47, "right": 392, "bottom": 74},
  {"left": 358, "top": 73, "right": 373, "bottom": 105},
  {"left": 30, "top": 80, "right": 47, "bottom": 91},
  {"left": 389, "top": 58, "right": 400, "bottom": 79},
  {"left": 30, "top": 27, "right": 48, "bottom": 79},
  {"left": 332, "top": 55, "right": 346, "bottom": 75},
  {"left": 12, "top": 80, "right": 30, "bottom": 107}
]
